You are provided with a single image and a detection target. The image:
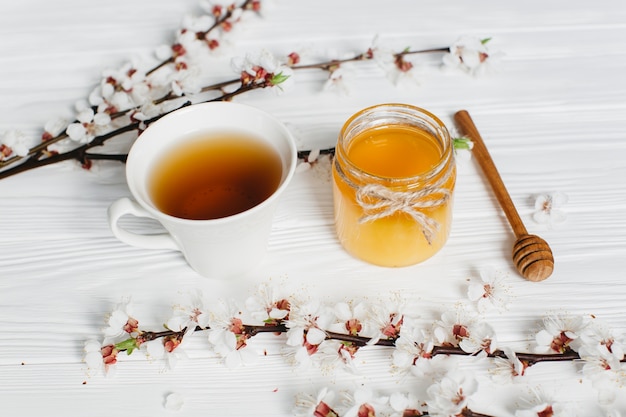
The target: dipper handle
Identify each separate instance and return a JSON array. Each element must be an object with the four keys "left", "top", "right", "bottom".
[{"left": 454, "top": 110, "right": 554, "bottom": 281}]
